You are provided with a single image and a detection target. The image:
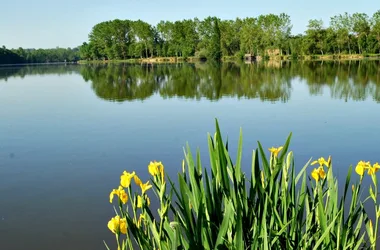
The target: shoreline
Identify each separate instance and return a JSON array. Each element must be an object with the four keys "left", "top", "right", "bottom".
[
  {"left": 1, "top": 54, "right": 379, "bottom": 67},
  {"left": 0, "top": 62, "right": 78, "bottom": 67},
  {"left": 78, "top": 54, "right": 380, "bottom": 64}
]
